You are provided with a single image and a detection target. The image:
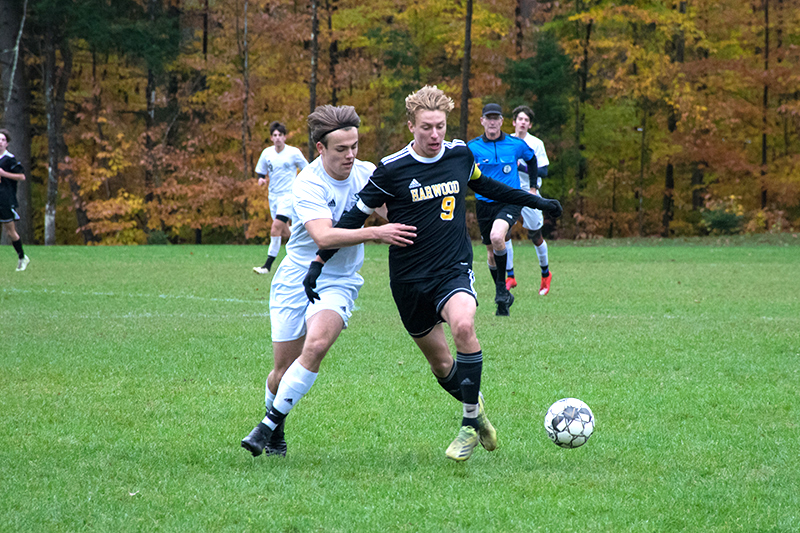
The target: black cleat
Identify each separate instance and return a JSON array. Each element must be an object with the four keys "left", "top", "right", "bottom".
[
  {"left": 241, "top": 422, "right": 273, "bottom": 456},
  {"left": 265, "top": 420, "right": 287, "bottom": 457},
  {"left": 495, "top": 292, "right": 515, "bottom": 316},
  {"left": 265, "top": 440, "right": 287, "bottom": 457}
]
